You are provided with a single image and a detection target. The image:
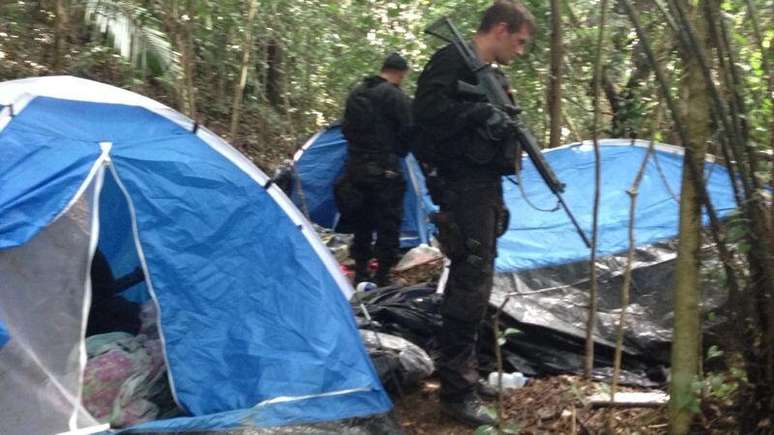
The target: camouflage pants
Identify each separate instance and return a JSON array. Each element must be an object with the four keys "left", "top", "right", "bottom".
[{"left": 433, "top": 180, "right": 506, "bottom": 401}]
